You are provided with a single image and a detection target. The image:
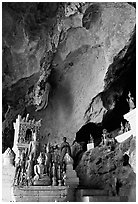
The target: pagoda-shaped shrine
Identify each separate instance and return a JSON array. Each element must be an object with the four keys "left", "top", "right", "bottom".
[{"left": 12, "top": 114, "right": 41, "bottom": 159}]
